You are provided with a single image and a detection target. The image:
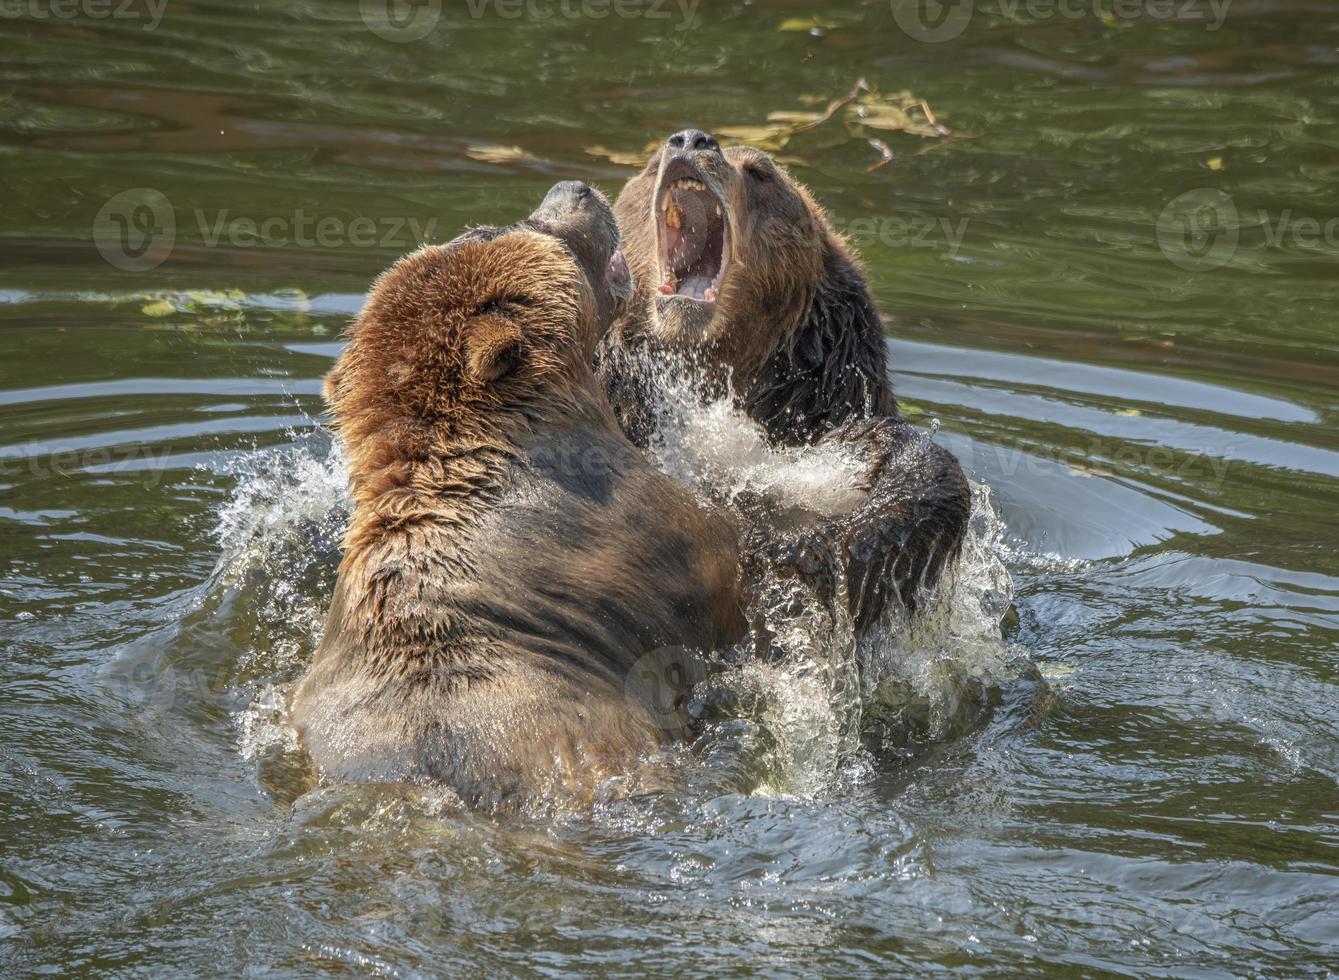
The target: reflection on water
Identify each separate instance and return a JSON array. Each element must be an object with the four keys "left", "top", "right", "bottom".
[{"left": 2, "top": 0, "right": 1338, "bottom": 974}]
